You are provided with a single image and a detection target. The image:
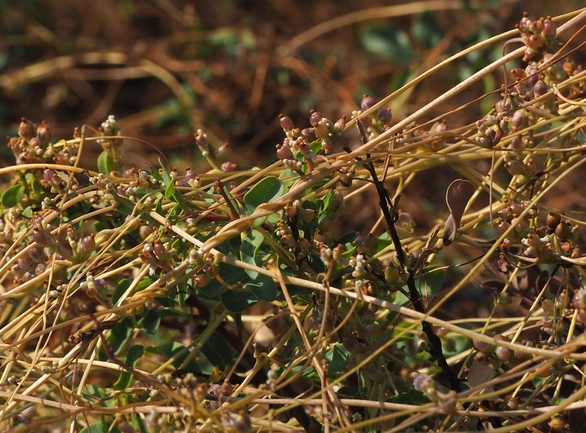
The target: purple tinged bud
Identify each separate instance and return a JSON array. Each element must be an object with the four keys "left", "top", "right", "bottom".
[
  {"left": 279, "top": 114, "right": 294, "bottom": 131},
  {"left": 194, "top": 130, "right": 208, "bottom": 149},
  {"left": 511, "top": 110, "right": 526, "bottom": 131},
  {"left": 33, "top": 227, "right": 55, "bottom": 247},
  {"left": 533, "top": 79, "right": 548, "bottom": 97},
  {"left": 309, "top": 110, "right": 324, "bottom": 126},
  {"left": 29, "top": 244, "right": 46, "bottom": 263},
  {"left": 526, "top": 34, "right": 542, "bottom": 50},
  {"left": 81, "top": 234, "right": 96, "bottom": 252},
  {"left": 510, "top": 136, "right": 522, "bottom": 150},
  {"left": 525, "top": 63, "right": 539, "bottom": 84},
  {"left": 276, "top": 144, "right": 293, "bottom": 161},
  {"left": 377, "top": 109, "right": 392, "bottom": 125},
  {"left": 301, "top": 128, "right": 314, "bottom": 138},
  {"left": 413, "top": 373, "right": 433, "bottom": 391},
  {"left": 360, "top": 94, "right": 377, "bottom": 112},
  {"left": 222, "top": 161, "right": 237, "bottom": 172},
  {"left": 510, "top": 68, "right": 525, "bottom": 80},
  {"left": 518, "top": 13, "right": 534, "bottom": 34},
  {"left": 542, "top": 16, "right": 556, "bottom": 41},
  {"left": 185, "top": 168, "right": 198, "bottom": 183}
]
